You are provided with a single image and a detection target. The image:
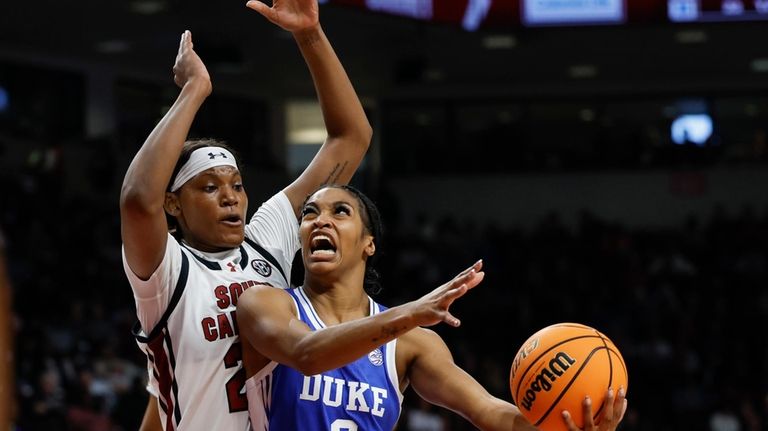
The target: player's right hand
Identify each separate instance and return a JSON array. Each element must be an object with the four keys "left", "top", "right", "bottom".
[
  {"left": 246, "top": 0, "right": 319, "bottom": 33},
  {"left": 561, "top": 387, "right": 628, "bottom": 431},
  {"left": 173, "top": 30, "right": 212, "bottom": 94}
]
